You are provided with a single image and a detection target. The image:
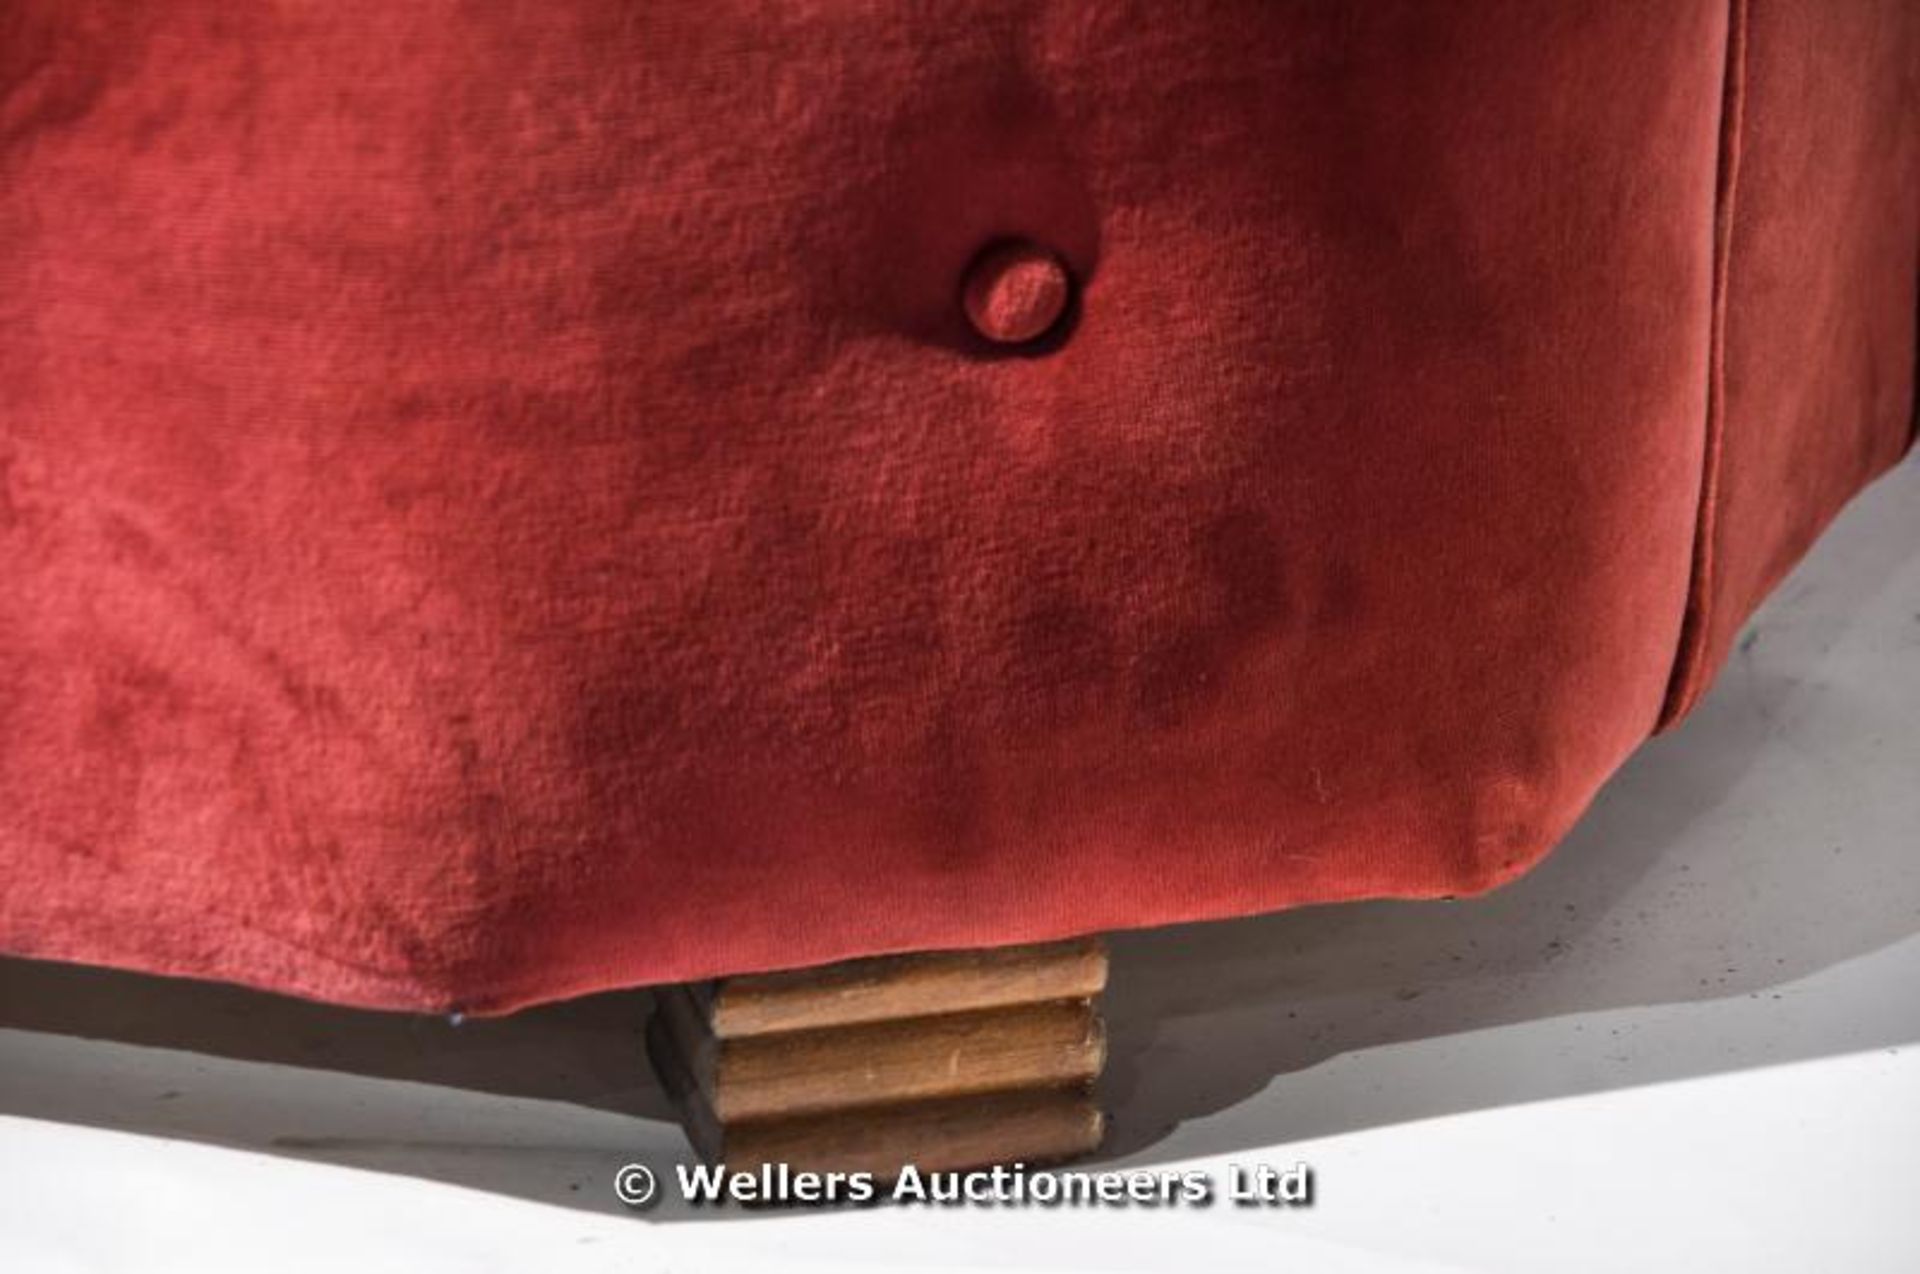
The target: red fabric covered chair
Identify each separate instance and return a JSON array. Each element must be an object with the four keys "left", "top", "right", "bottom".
[{"left": 2, "top": 4, "right": 1914, "bottom": 1159}]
